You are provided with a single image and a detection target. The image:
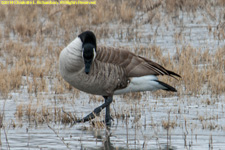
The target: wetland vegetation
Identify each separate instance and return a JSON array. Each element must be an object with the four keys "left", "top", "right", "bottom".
[{"left": 0, "top": 0, "right": 225, "bottom": 149}]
